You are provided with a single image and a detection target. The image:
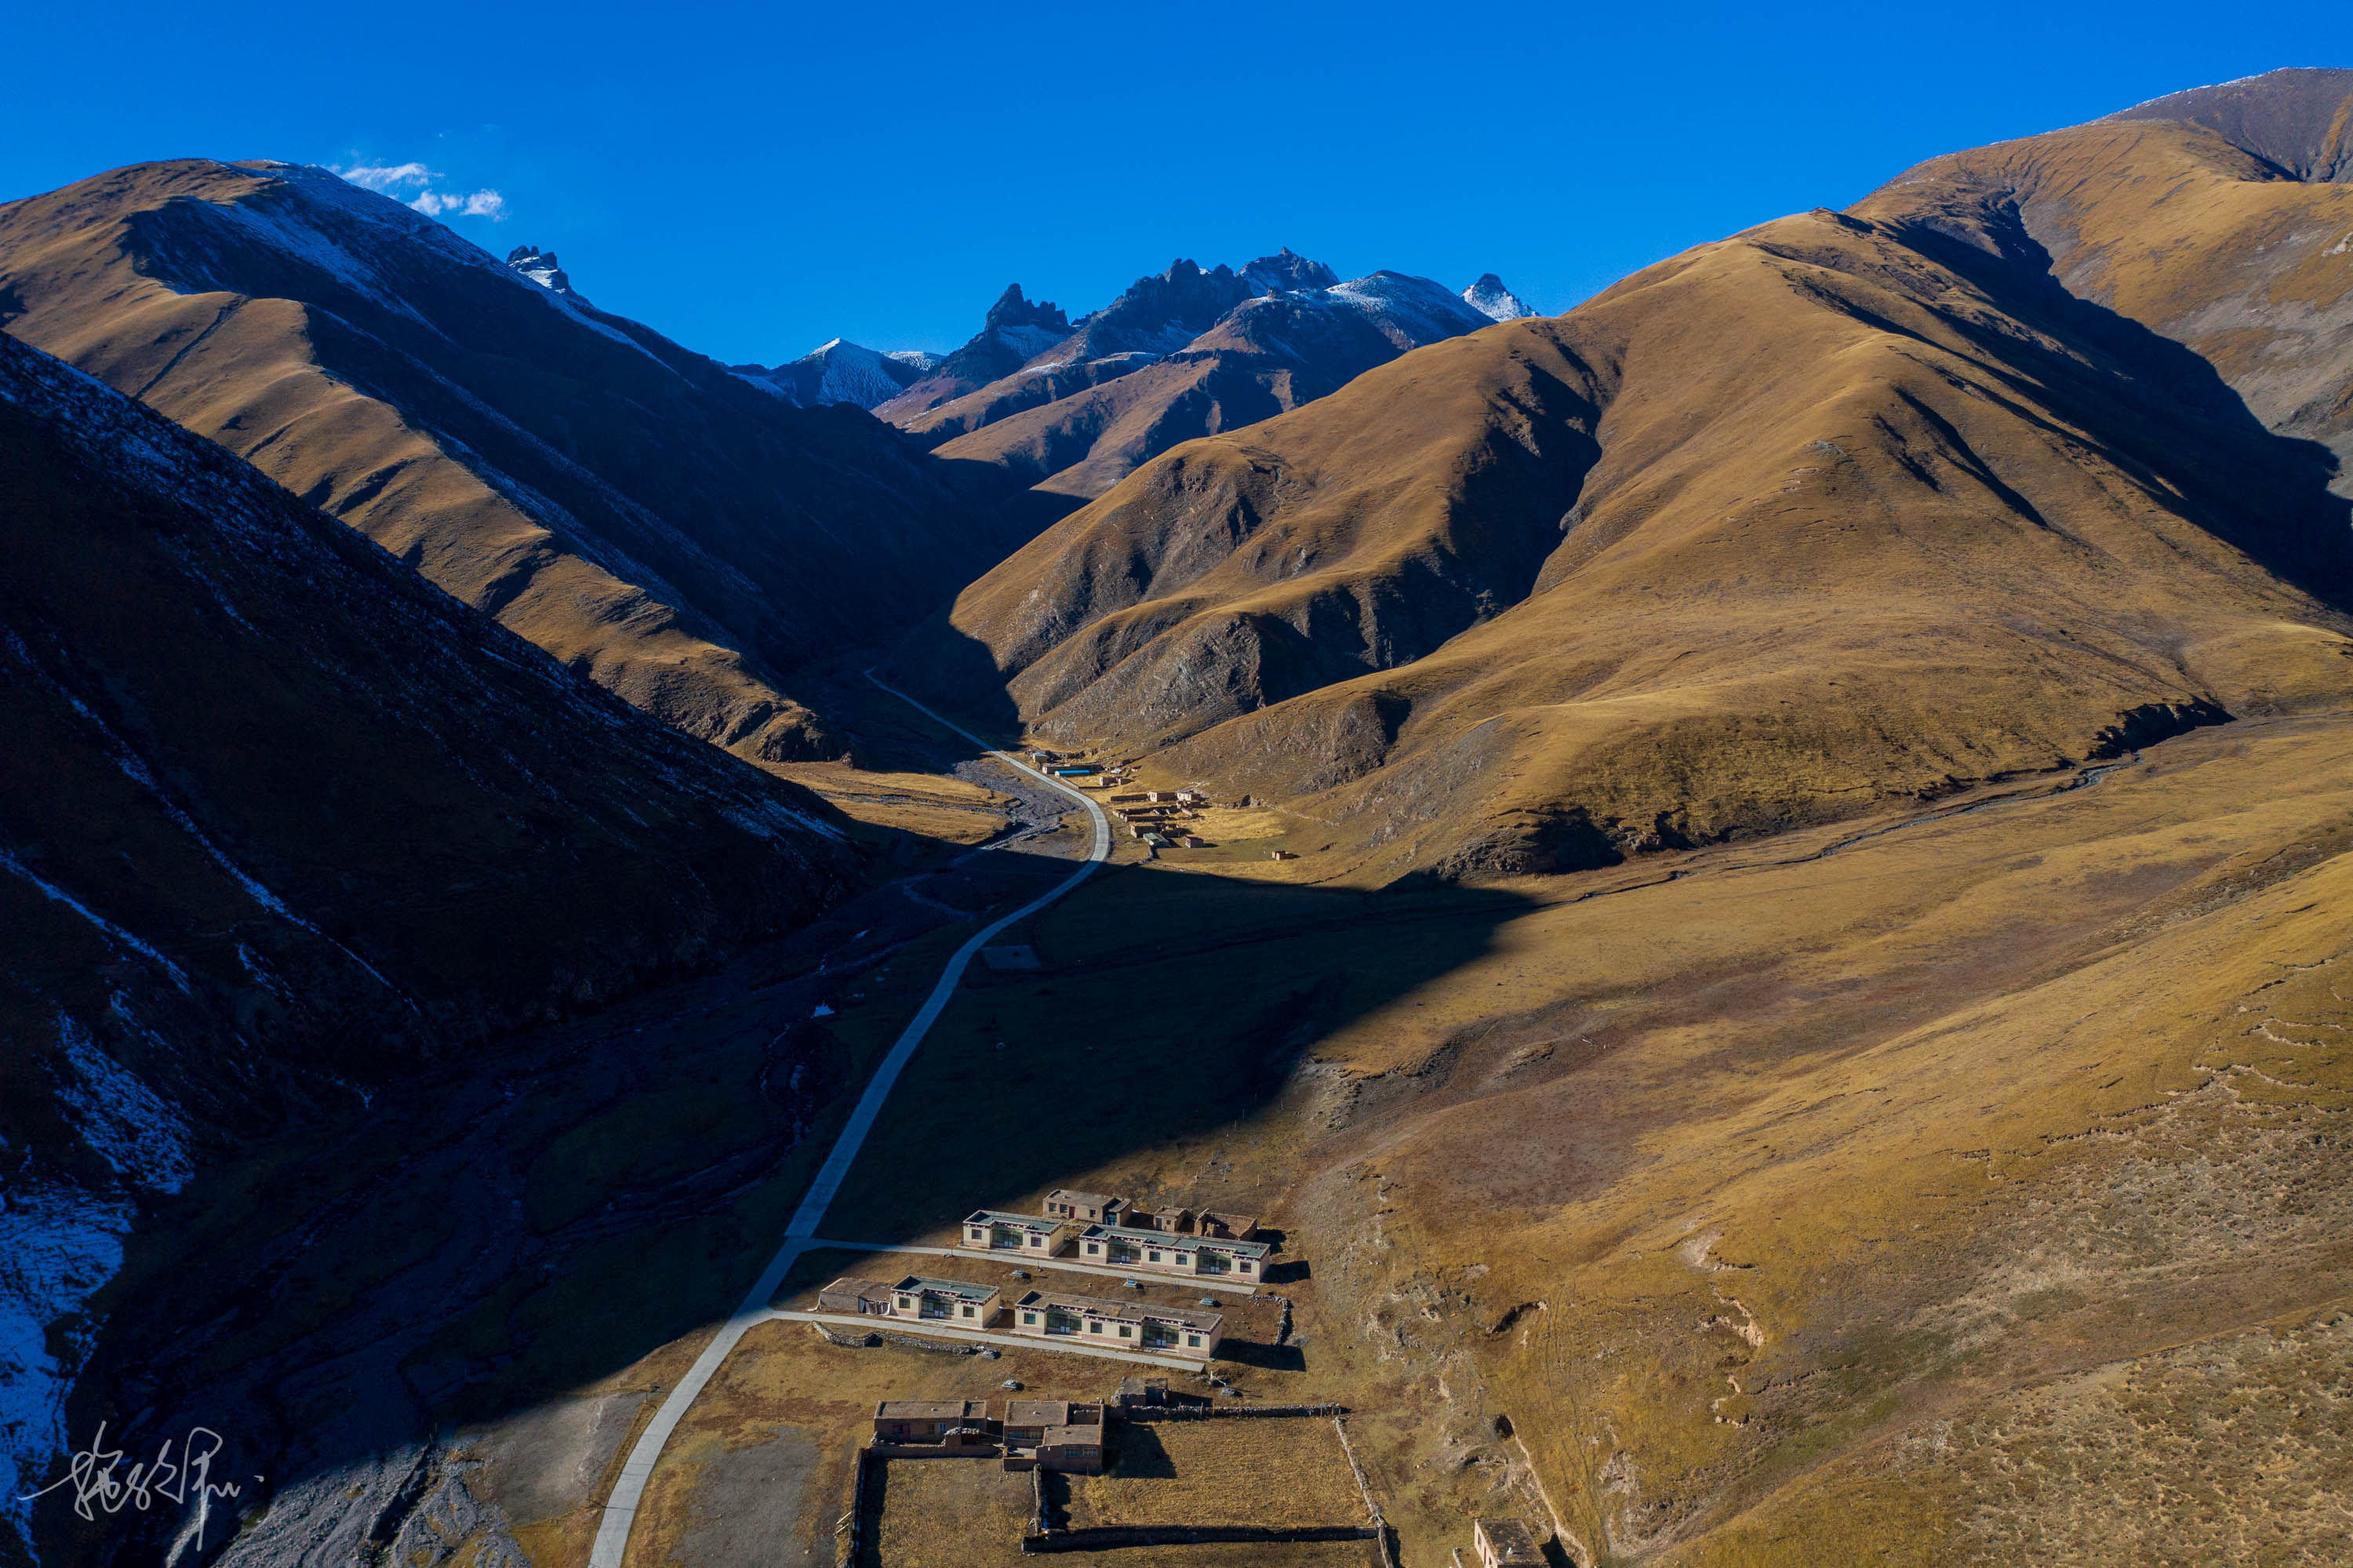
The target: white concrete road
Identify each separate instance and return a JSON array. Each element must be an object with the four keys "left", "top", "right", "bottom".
[
  {"left": 803, "top": 1239, "right": 1264, "bottom": 1296},
  {"left": 766, "top": 1309, "right": 1209, "bottom": 1371},
  {"left": 588, "top": 676, "right": 1115, "bottom": 1568}
]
